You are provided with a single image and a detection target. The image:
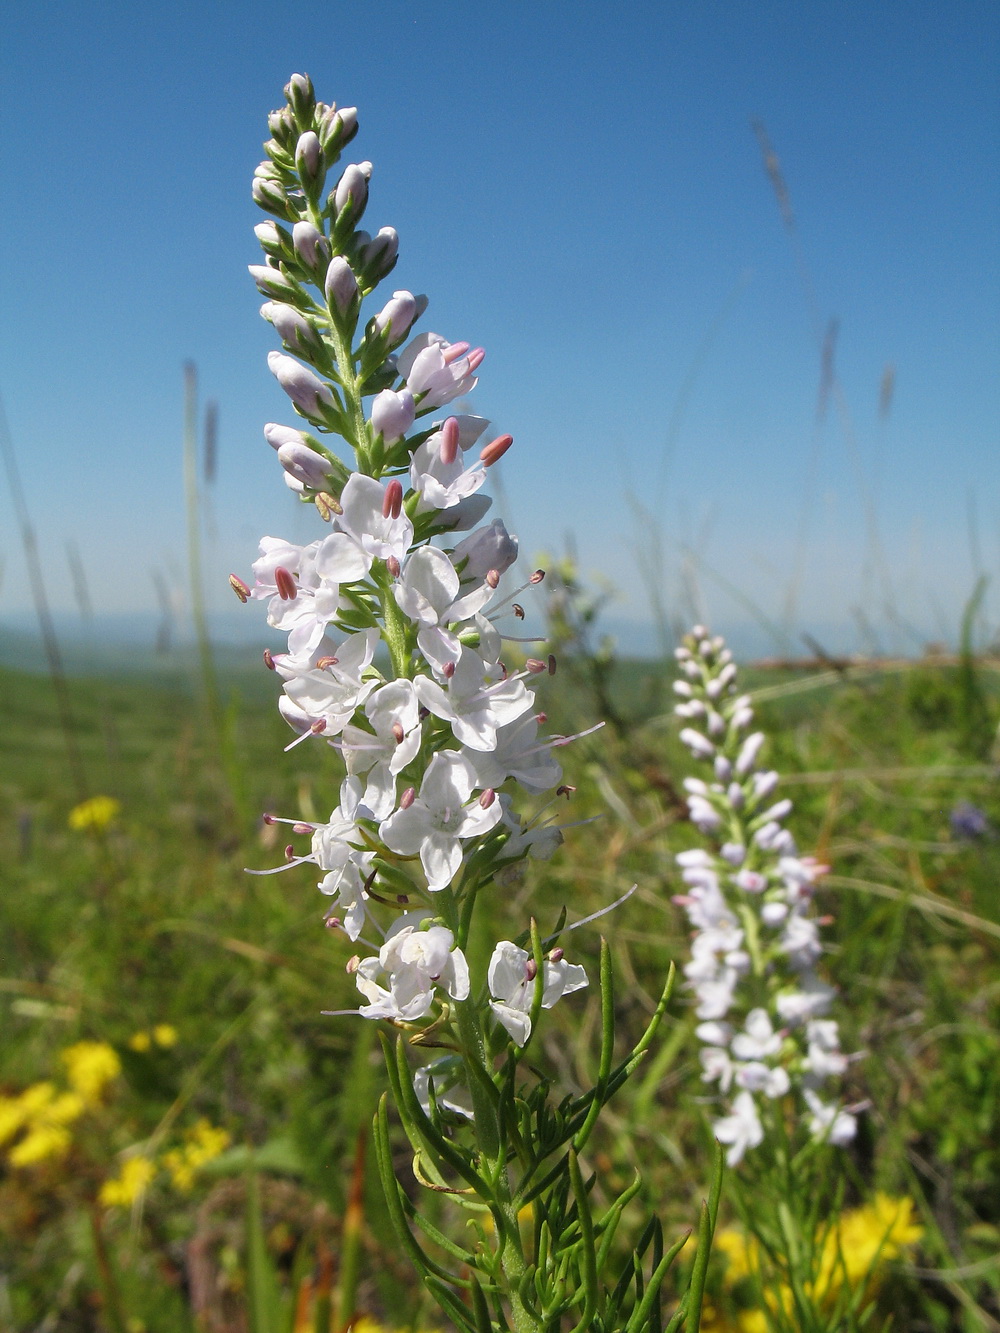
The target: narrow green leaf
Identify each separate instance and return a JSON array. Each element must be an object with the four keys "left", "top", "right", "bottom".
[
  {"left": 246, "top": 1169, "right": 285, "bottom": 1333},
  {"left": 567, "top": 1149, "right": 599, "bottom": 1333}
]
